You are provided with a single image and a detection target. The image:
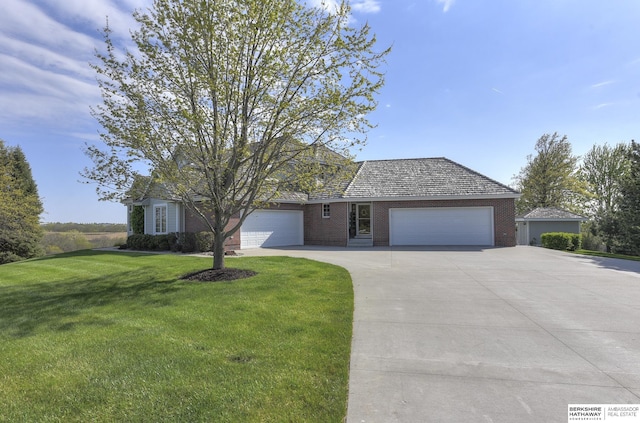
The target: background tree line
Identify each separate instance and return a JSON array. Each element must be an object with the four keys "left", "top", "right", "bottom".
[
  {"left": 41, "top": 222, "right": 127, "bottom": 233},
  {"left": 513, "top": 133, "right": 639, "bottom": 255}
]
